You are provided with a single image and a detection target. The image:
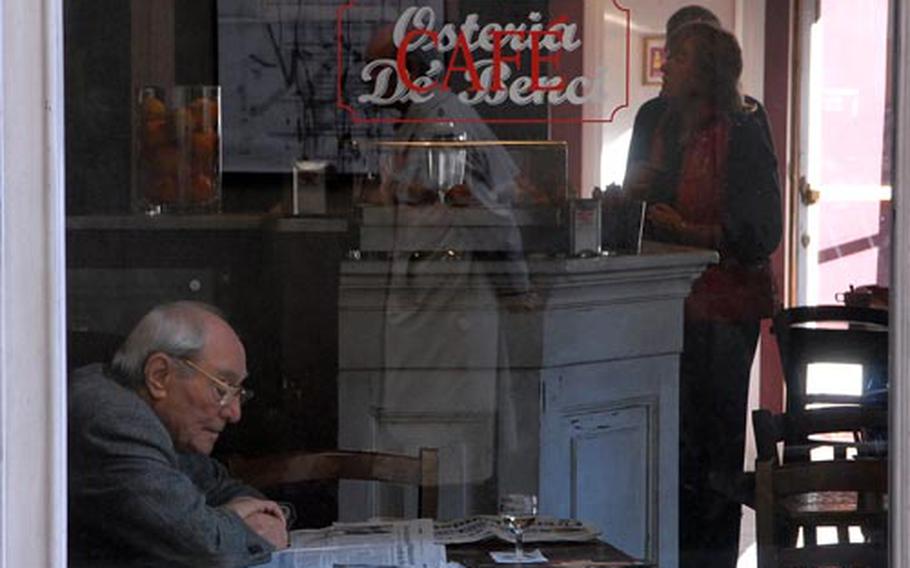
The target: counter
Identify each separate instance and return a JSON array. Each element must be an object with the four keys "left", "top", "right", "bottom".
[{"left": 337, "top": 242, "right": 717, "bottom": 568}]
